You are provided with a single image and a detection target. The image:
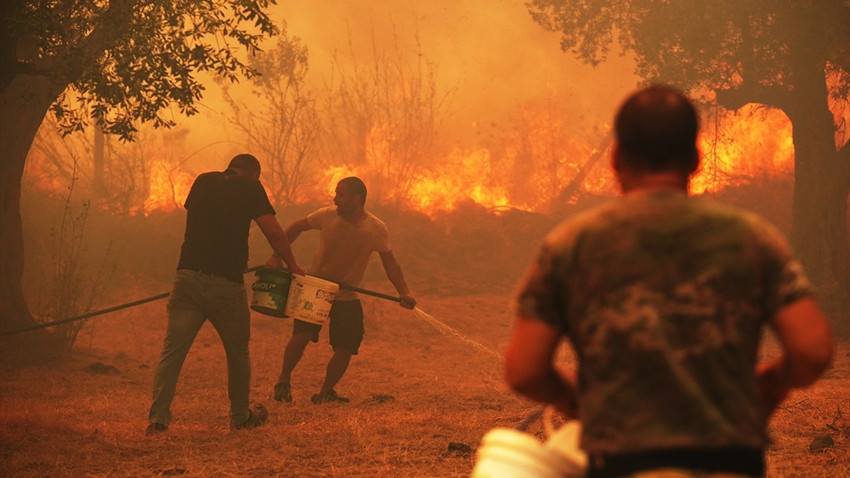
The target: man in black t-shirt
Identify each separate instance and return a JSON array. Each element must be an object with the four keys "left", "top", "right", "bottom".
[{"left": 147, "top": 154, "right": 305, "bottom": 435}]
